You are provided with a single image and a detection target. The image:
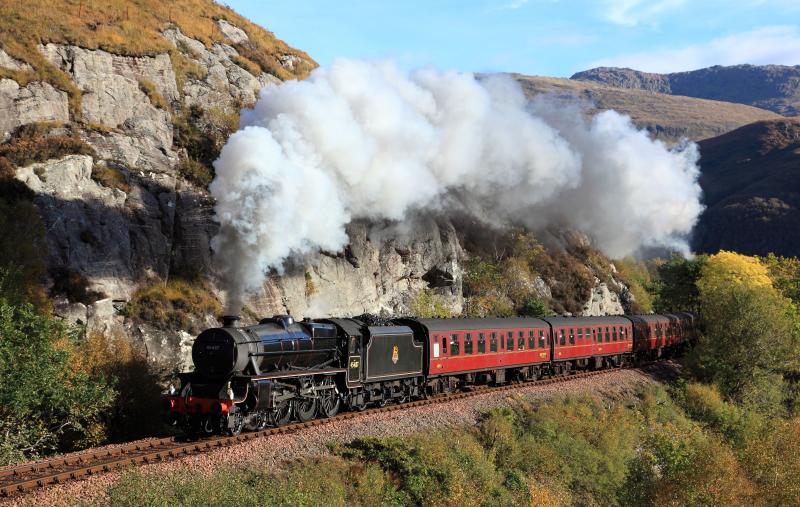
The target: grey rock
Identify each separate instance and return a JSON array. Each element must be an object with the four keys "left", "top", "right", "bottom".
[
  {"left": 0, "top": 79, "right": 69, "bottom": 138},
  {"left": 581, "top": 280, "right": 624, "bottom": 316},
  {"left": 217, "top": 19, "right": 249, "bottom": 45},
  {"left": 0, "top": 50, "right": 32, "bottom": 71},
  {"left": 15, "top": 155, "right": 136, "bottom": 298}
]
